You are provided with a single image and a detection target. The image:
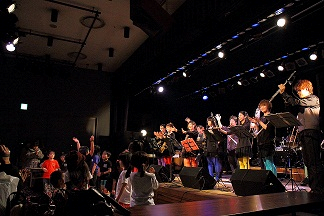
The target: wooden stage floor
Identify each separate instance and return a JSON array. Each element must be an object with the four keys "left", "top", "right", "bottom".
[
  {"left": 154, "top": 173, "right": 311, "bottom": 204},
  {"left": 126, "top": 173, "right": 324, "bottom": 216}
]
